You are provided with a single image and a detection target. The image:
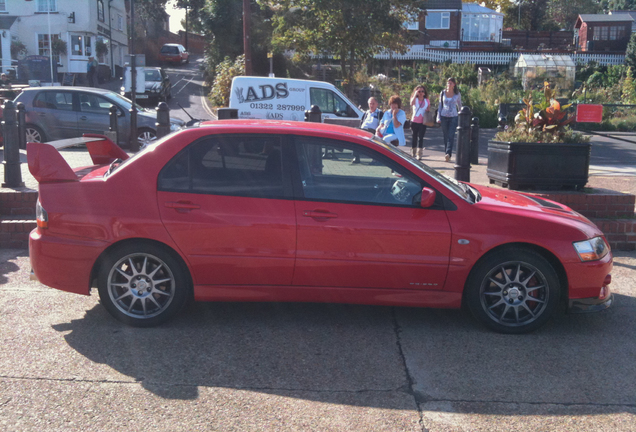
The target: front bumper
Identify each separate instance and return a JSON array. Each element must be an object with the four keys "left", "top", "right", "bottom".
[{"left": 568, "top": 292, "right": 614, "bottom": 313}]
